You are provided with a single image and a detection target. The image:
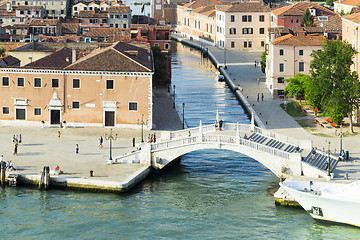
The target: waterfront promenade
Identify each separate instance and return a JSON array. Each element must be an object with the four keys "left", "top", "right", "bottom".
[
  {"left": 173, "top": 35, "right": 360, "bottom": 180},
  {"left": 0, "top": 88, "right": 182, "bottom": 191}
]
